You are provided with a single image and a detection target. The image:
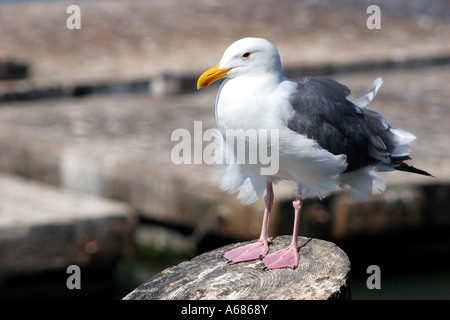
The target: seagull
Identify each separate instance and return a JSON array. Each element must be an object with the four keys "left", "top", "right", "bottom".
[{"left": 197, "top": 37, "right": 433, "bottom": 270}]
